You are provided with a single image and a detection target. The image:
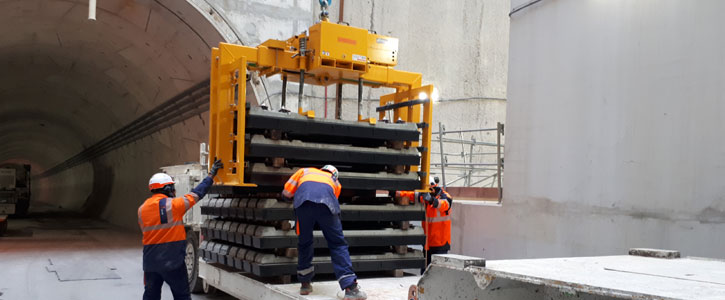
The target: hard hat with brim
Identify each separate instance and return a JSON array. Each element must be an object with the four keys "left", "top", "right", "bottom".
[
  {"left": 321, "top": 165, "right": 338, "bottom": 179},
  {"left": 149, "top": 173, "right": 175, "bottom": 190}
]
